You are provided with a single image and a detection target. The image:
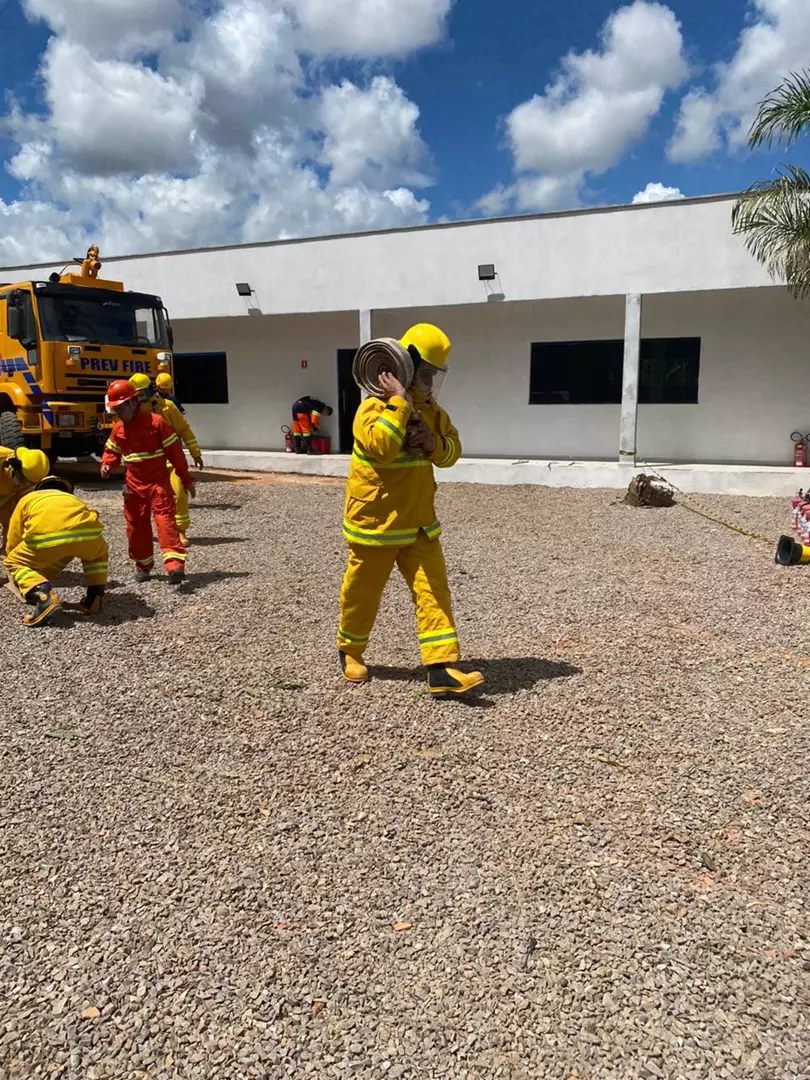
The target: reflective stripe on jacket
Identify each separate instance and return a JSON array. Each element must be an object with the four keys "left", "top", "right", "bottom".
[
  {"left": 101, "top": 411, "right": 192, "bottom": 491},
  {"left": 342, "top": 394, "right": 461, "bottom": 546},
  {"left": 6, "top": 489, "right": 104, "bottom": 553}
]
